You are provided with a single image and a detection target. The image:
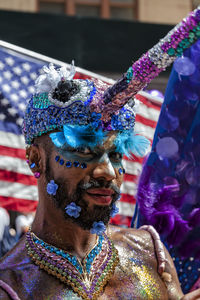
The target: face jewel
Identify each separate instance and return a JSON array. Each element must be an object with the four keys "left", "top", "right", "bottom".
[
  {"left": 73, "top": 161, "right": 80, "bottom": 168},
  {"left": 81, "top": 162, "right": 87, "bottom": 169},
  {"left": 90, "top": 221, "right": 106, "bottom": 235},
  {"left": 46, "top": 180, "right": 58, "bottom": 195},
  {"left": 30, "top": 162, "right": 36, "bottom": 169},
  {"left": 66, "top": 161, "right": 72, "bottom": 168},
  {"left": 118, "top": 168, "right": 123, "bottom": 175},
  {"left": 110, "top": 203, "right": 119, "bottom": 218},
  {"left": 59, "top": 159, "right": 64, "bottom": 165},
  {"left": 65, "top": 202, "right": 82, "bottom": 218},
  {"left": 55, "top": 155, "right": 60, "bottom": 162}
]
